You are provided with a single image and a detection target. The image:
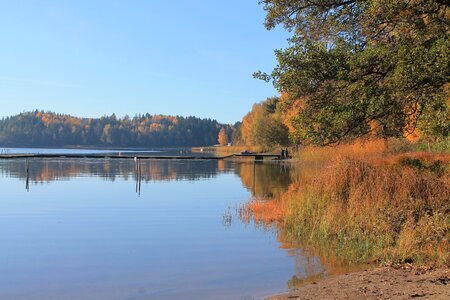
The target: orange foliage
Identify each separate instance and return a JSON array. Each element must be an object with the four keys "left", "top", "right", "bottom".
[
  {"left": 240, "top": 108, "right": 256, "bottom": 145},
  {"left": 218, "top": 127, "right": 228, "bottom": 146},
  {"left": 403, "top": 102, "right": 423, "bottom": 142},
  {"left": 150, "top": 123, "right": 163, "bottom": 131},
  {"left": 278, "top": 93, "right": 306, "bottom": 139}
]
